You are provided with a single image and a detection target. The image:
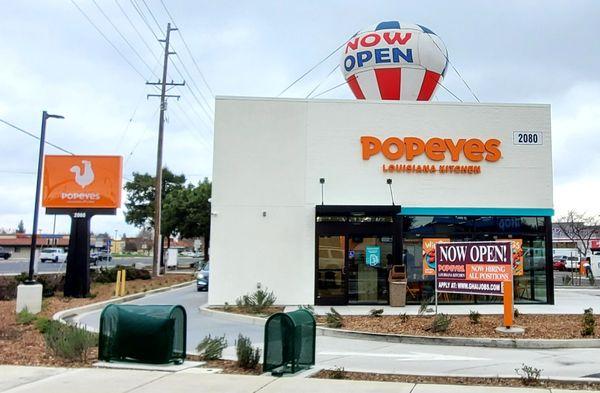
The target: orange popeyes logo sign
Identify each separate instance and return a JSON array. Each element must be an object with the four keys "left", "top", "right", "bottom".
[
  {"left": 42, "top": 155, "right": 123, "bottom": 209},
  {"left": 361, "top": 136, "right": 502, "bottom": 174}
]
